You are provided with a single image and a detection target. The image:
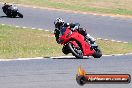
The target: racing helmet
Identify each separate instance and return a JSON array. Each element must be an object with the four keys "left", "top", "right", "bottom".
[
  {"left": 4, "top": 3, "right": 7, "bottom": 5},
  {"left": 54, "top": 18, "right": 64, "bottom": 29}
]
